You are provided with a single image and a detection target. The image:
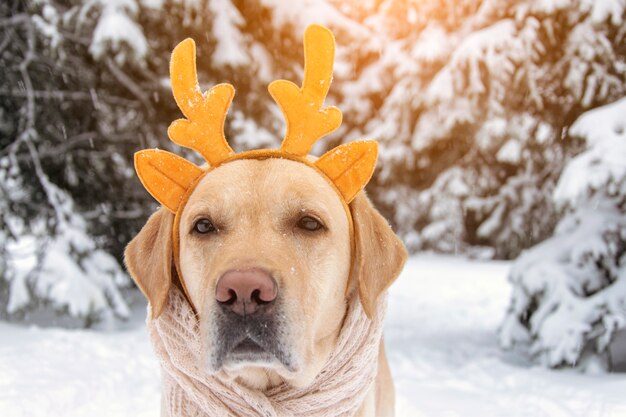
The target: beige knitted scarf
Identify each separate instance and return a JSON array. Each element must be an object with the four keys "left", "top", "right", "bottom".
[{"left": 147, "top": 286, "right": 387, "bottom": 417}]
